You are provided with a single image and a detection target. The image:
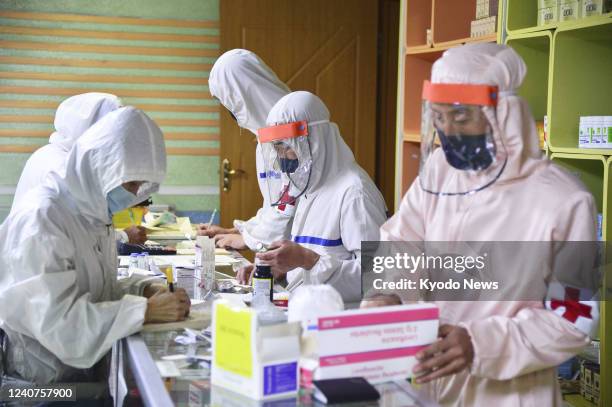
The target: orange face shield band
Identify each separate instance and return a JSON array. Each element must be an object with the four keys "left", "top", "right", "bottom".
[
  {"left": 422, "top": 80, "right": 498, "bottom": 106},
  {"left": 257, "top": 120, "right": 309, "bottom": 143}
]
